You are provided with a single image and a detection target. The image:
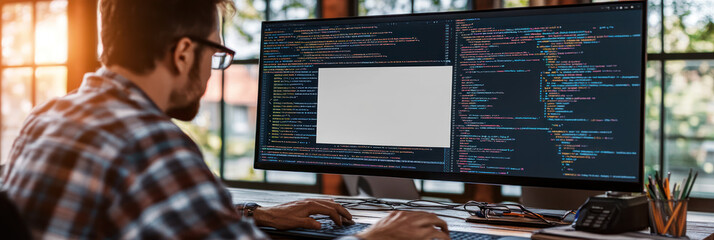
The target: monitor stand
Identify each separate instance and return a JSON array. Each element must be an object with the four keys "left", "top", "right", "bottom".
[
  {"left": 342, "top": 175, "right": 420, "bottom": 200},
  {"left": 341, "top": 176, "right": 603, "bottom": 228},
  {"left": 464, "top": 187, "right": 600, "bottom": 228},
  {"left": 342, "top": 176, "right": 603, "bottom": 209},
  {"left": 520, "top": 186, "right": 604, "bottom": 210}
]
